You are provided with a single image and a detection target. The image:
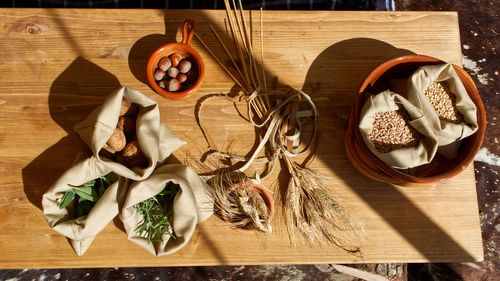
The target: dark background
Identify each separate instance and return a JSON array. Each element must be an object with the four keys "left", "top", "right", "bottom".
[{"left": 1, "top": 0, "right": 498, "bottom": 280}]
